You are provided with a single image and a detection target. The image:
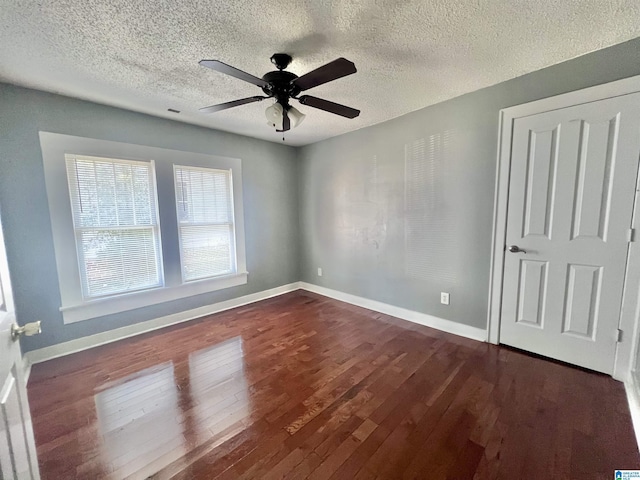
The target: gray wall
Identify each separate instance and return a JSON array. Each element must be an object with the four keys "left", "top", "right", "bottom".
[
  {"left": 4, "top": 37, "right": 640, "bottom": 352},
  {"left": 0, "top": 84, "right": 300, "bottom": 351},
  {"left": 298, "top": 37, "right": 640, "bottom": 330}
]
